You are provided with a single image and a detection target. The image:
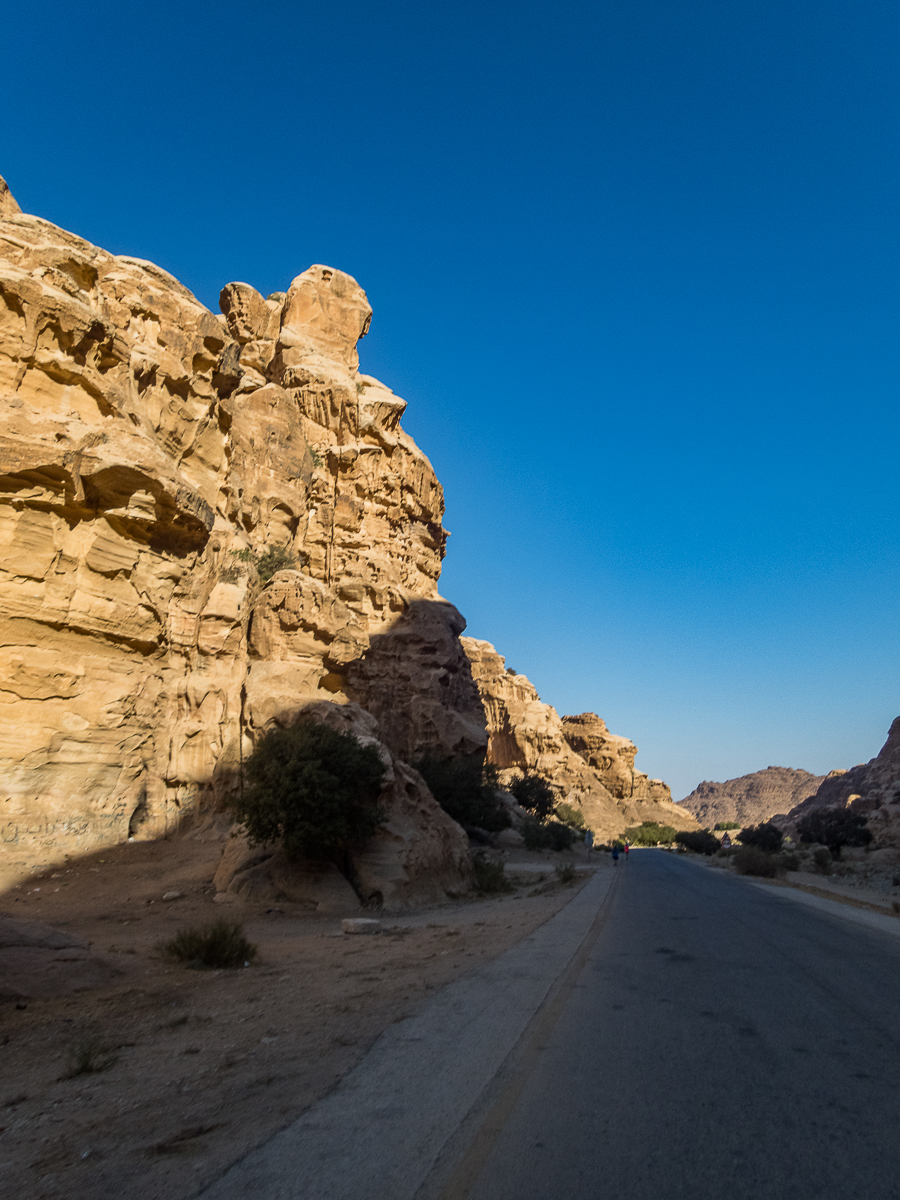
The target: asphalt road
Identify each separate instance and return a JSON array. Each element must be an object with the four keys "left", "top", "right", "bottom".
[{"left": 424, "top": 851, "right": 900, "bottom": 1200}]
